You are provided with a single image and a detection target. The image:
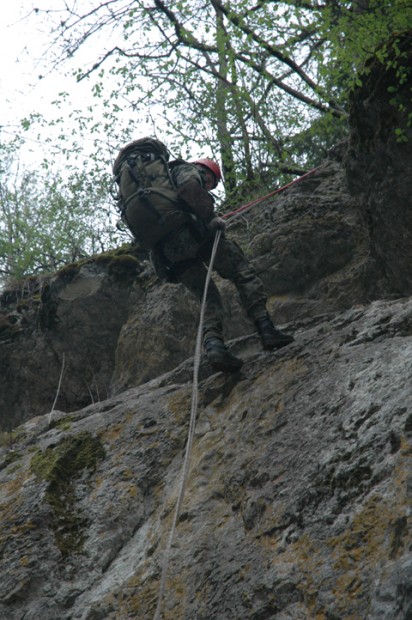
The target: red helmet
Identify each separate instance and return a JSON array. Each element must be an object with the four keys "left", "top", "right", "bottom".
[{"left": 192, "top": 158, "right": 222, "bottom": 188}]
